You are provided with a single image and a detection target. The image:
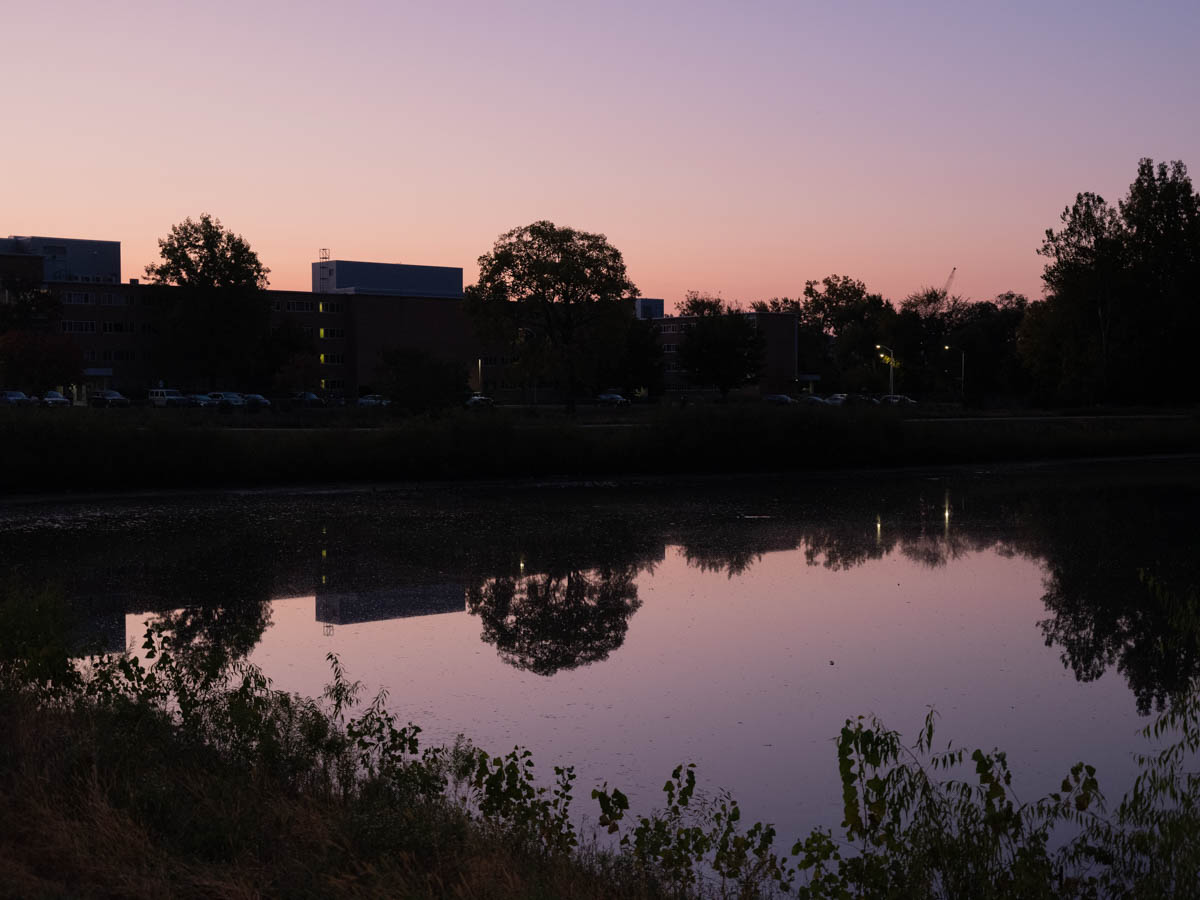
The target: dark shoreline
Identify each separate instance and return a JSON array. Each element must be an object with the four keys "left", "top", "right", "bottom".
[
  {"left": 3, "top": 449, "right": 1198, "bottom": 509},
  {"left": 3, "top": 405, "right": 1198, "bottom": 497}
]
